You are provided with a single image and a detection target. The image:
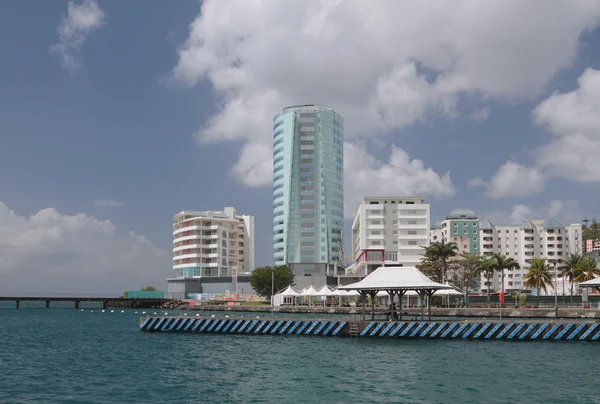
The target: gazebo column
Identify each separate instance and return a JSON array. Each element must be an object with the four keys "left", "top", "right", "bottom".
[
  {"left": 360, "top": 291, "right": 367, "bottom": 321},
  {"left": 387, "top": 290, "right": 396, "bottom": 320},
  {"left": 368, "top": 290, "right": 377, "bottom": 320},
  {"left": 397, "top": 290, "right": 406, "bottom": 321},
  {"left": 418, "top": 290, "right": 426, "bottom": 321},
  {"left": 427, "top": 289, "right": 435, "bottom": 321}
]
